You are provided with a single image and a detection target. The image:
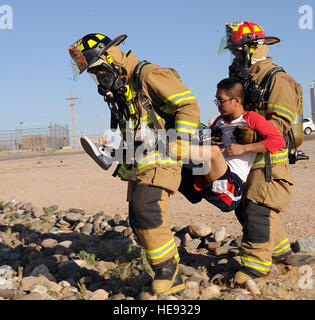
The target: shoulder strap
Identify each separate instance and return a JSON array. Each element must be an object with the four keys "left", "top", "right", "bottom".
[
  {"left": 133, "top": 60, "right": 151, "bottom": 93},
  {"left": 133, "top": 61, "right": 174, "bottom": 130},
  {"left": 260, "top": 66, "right": 286, "bottom": 102}
]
